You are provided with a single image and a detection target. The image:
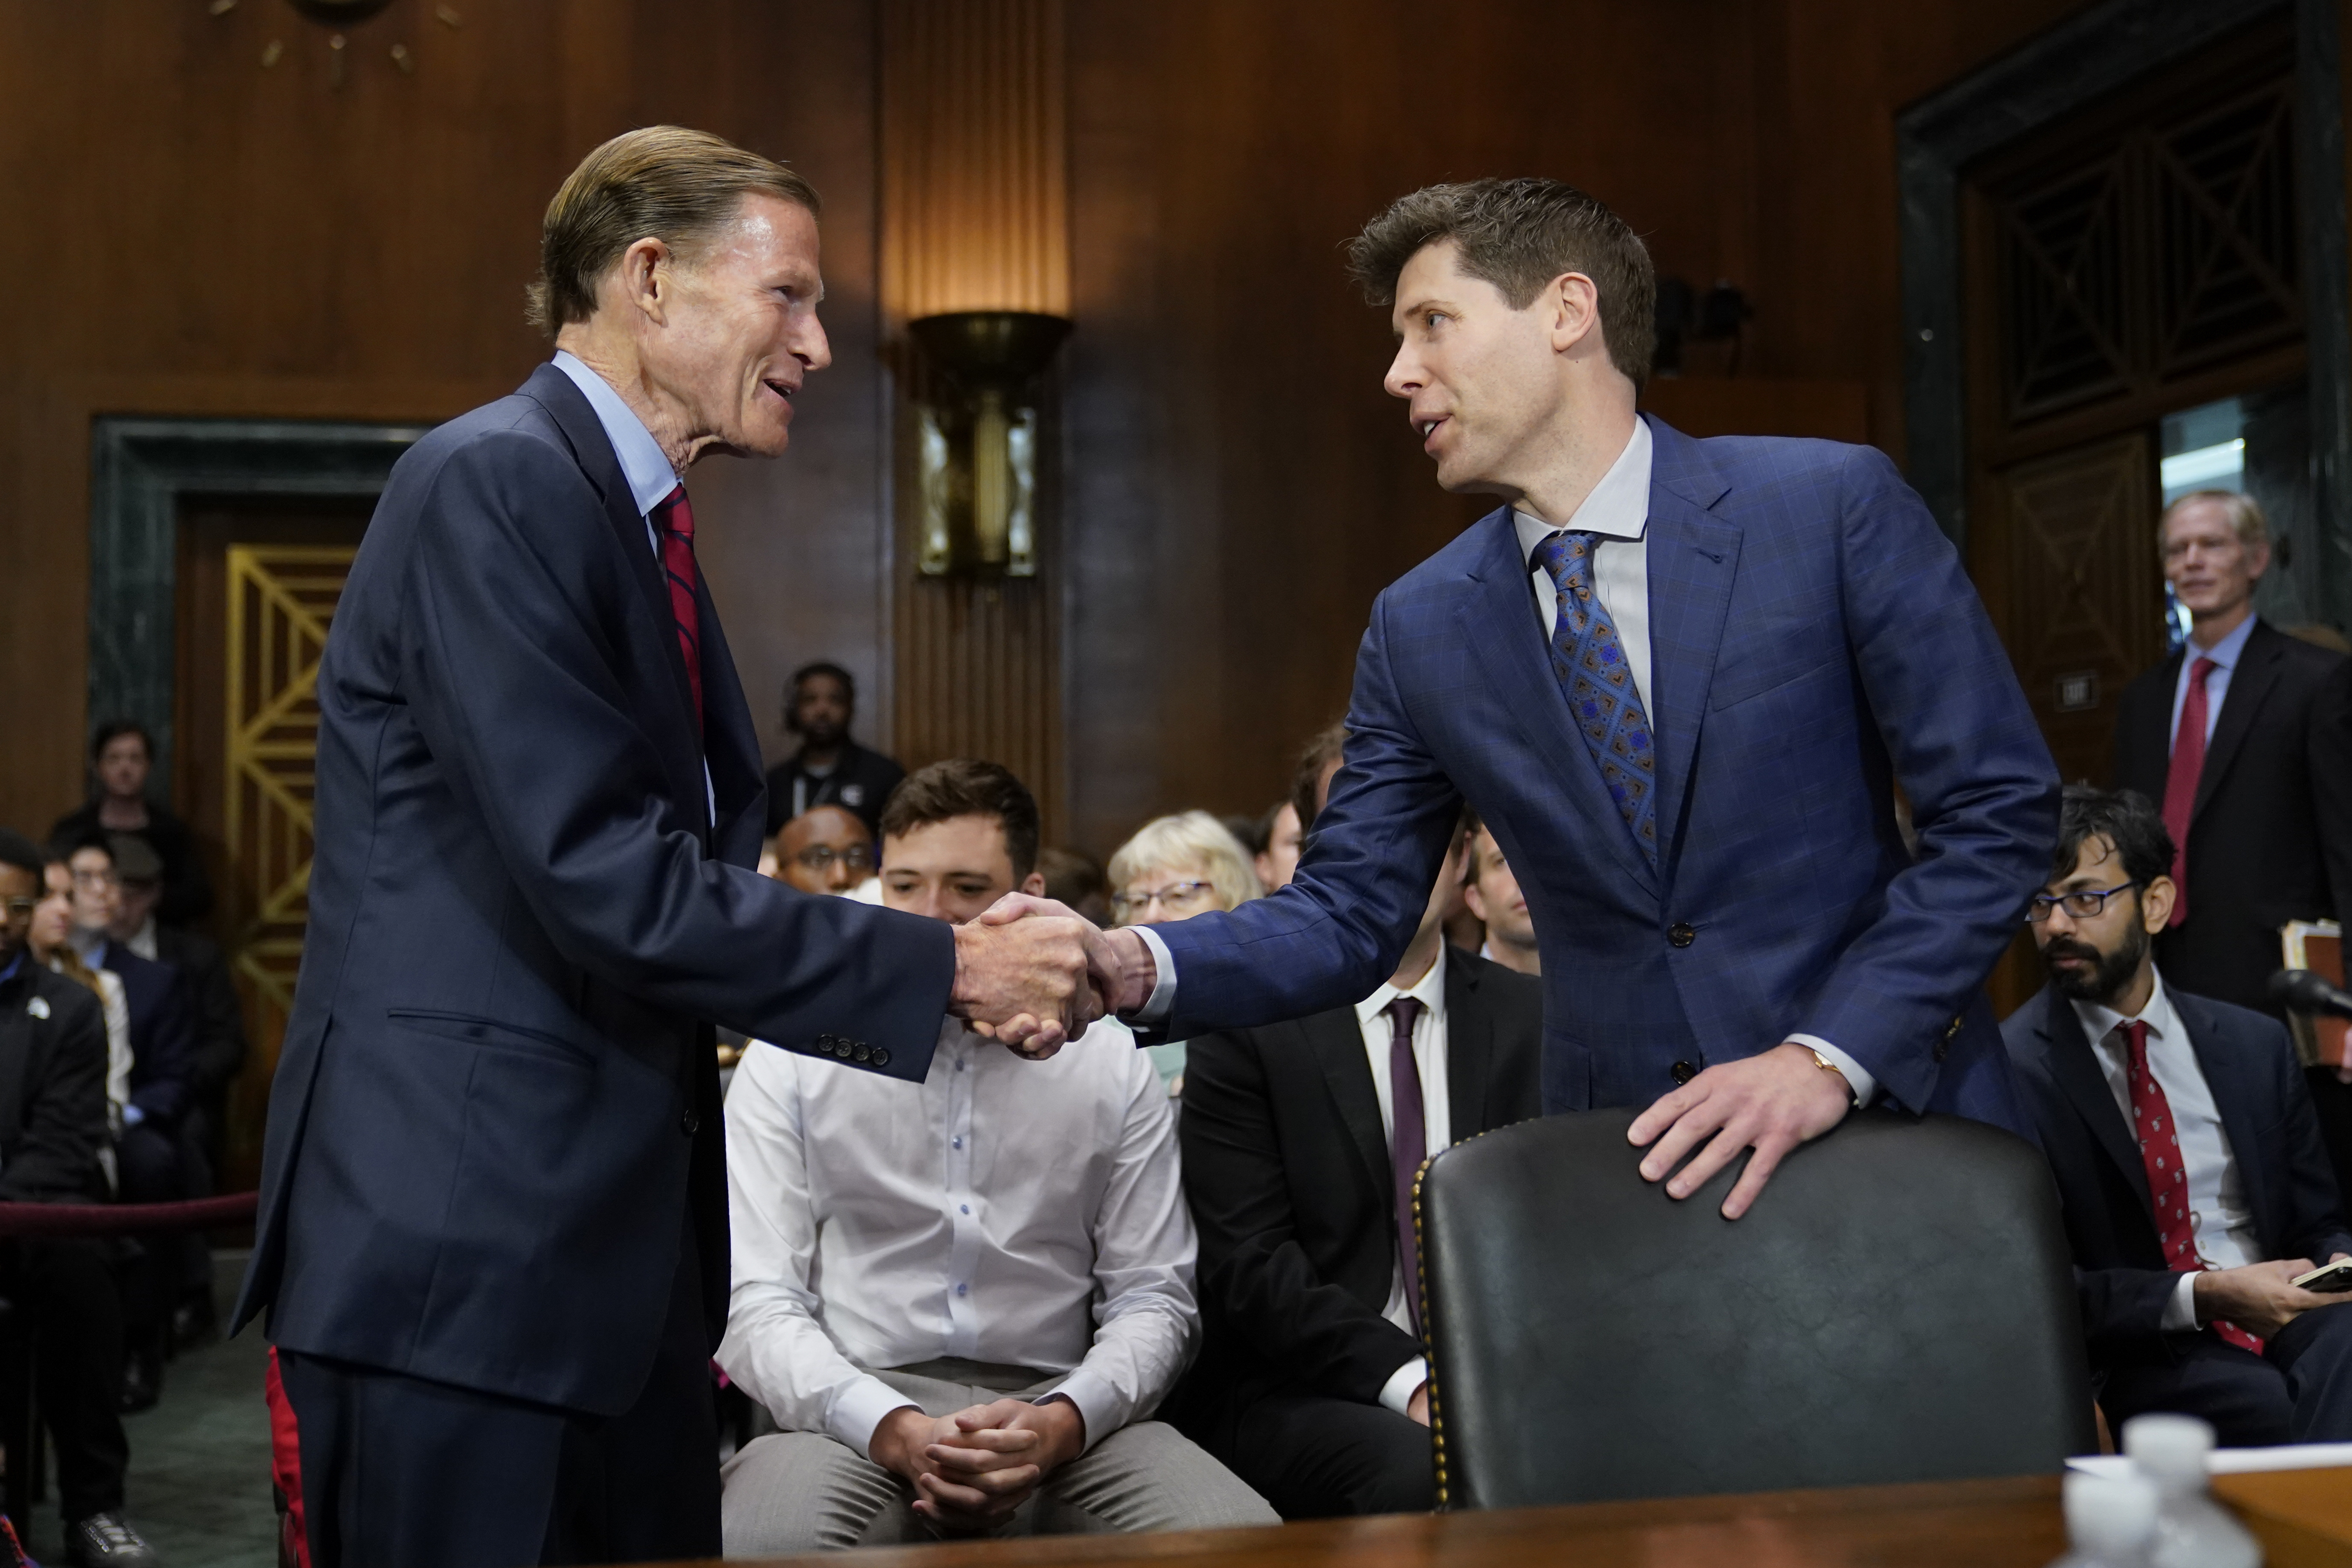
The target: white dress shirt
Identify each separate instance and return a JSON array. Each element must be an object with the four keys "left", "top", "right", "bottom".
[
  {"left": 548, "top": 351, "right": 714, "bottom": 823},
  {"left": 2071, "top": 970, "right": 2258, "bottom": 1331},
  {"left": 717, "top": 1017, "right": 1198, "bottom": 1459},
  {"left": 1354, "top": 956, "right": 1452, "bottom": 1415},
  {"left": 2168, "top": 612, "right": 2259, "bottom": 752}
]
